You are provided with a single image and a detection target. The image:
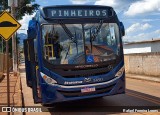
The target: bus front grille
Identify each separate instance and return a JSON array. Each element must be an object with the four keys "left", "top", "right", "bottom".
[
  {"left": 58, "top": 84, "right": 115, "bottom": 97},
  {"left": 56, "top": 64, "right": 116, "bottom": 78}
]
